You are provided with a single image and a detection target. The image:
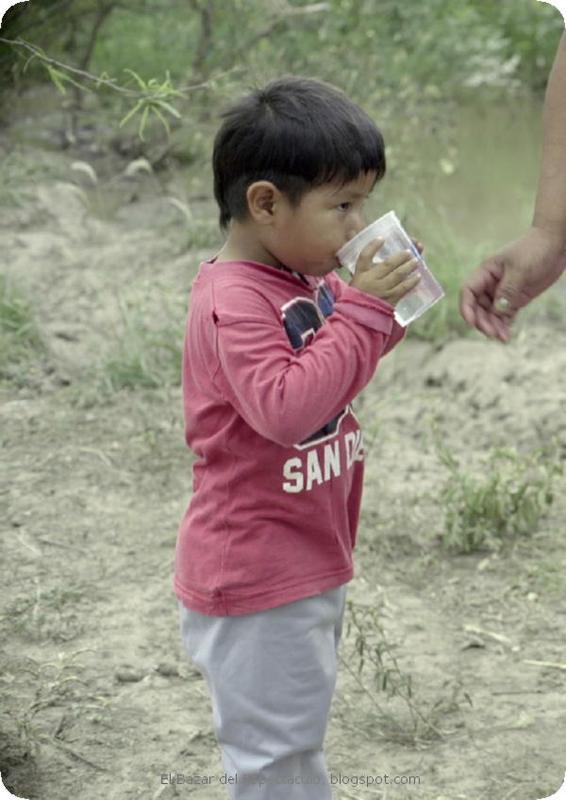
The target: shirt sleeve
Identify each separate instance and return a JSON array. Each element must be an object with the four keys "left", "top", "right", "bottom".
[
  {"left": 209, "top": 276, "right": 404, "bottom": 447},
  {"left": 324, "top": 270, "right": 407, "bottom": 355}
]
